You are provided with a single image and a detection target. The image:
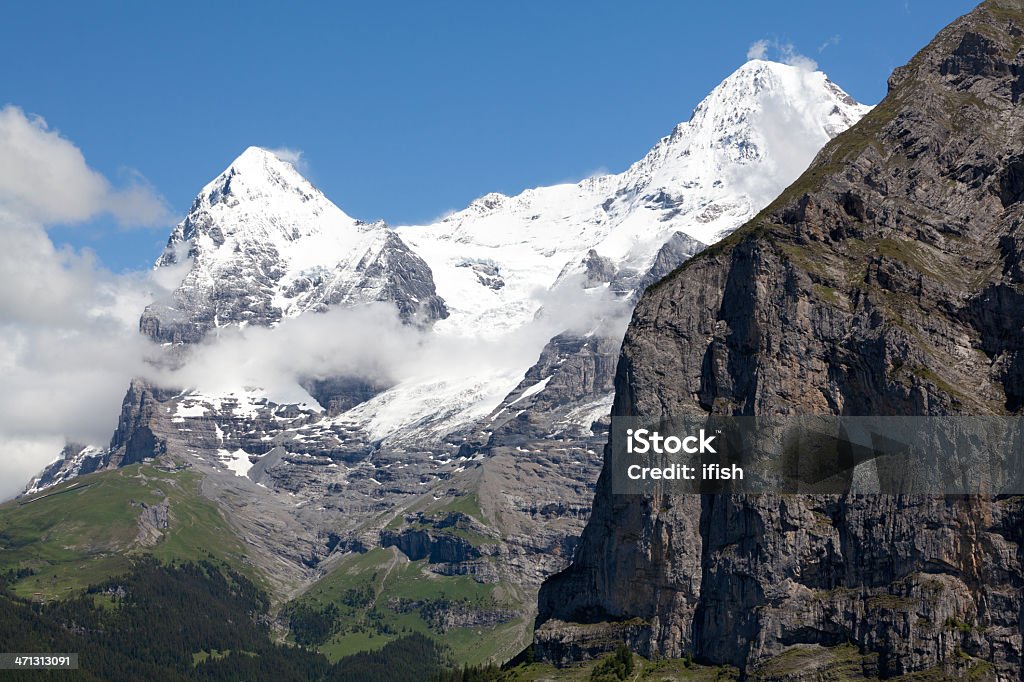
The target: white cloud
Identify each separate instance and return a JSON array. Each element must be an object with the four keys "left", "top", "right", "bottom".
[
  {"left": 0, "top": 106, "right": 180, "bottom": 500},
  {"left": 555, "top": 166, "right": 610, "bottom": 186},
  {"left": 745, "top": 39, "right": 818, "bottom": 72},
  {"left": 818, "top": 35, "right": 841, "bottom": 53},
  {"left": 0, "top": 210, "right": 171, "bottom": 499},
  {"left": 267, "top": 146, "right": 308, "bottom": 173},
  {"left": 747, "top": 39, "right": 770, "bottom": 60},
  {"left": 414, "top": 207, "right": 458, "bottom": 225},
  {"left": 0, "top": 105, "right": 172, "bottom": 228},
  {"left": 148, "top": 270, "right": 634, "bottom": 446},
  {"left": 158, "top": 304, "right": 417, "bottom": 403},
  {"left": 1, "top": 438, "right": 65, "bottom": 499},
  {"left": 782, "top": 50, "right": 818, "bottom": 73}
]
